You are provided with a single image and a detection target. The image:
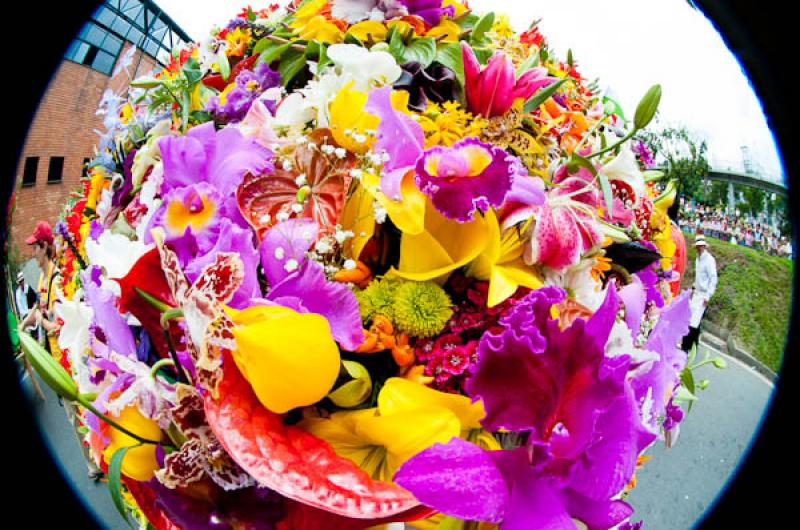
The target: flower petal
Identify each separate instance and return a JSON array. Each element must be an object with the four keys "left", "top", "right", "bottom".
[{"left": 394, "top": 437, "right": 508, "bottom": 523}]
